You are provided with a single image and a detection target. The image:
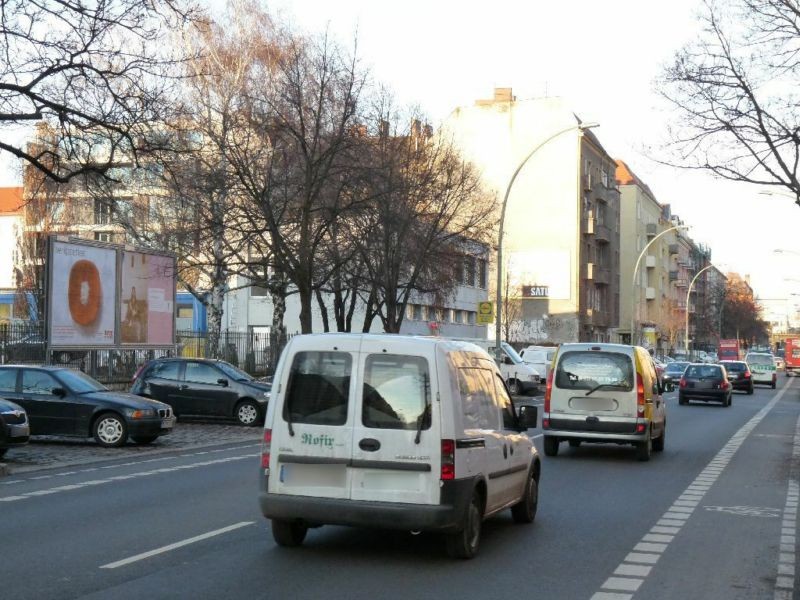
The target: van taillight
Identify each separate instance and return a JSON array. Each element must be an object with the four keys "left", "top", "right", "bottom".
[
  {"left": 441, "top": 439, "right": 455, "bottom": 480},
  {"left": 261, "top": 429, "right": 272, "bottom": 469},
  {"left": 744, "top": 371, "right": 751, "bottom": 378},
  {"left": 544, "top": 370, "right": 554, "bottom": 413},
  {"left": 637, "top": 373, "right": 645, "bottom": 416}
]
